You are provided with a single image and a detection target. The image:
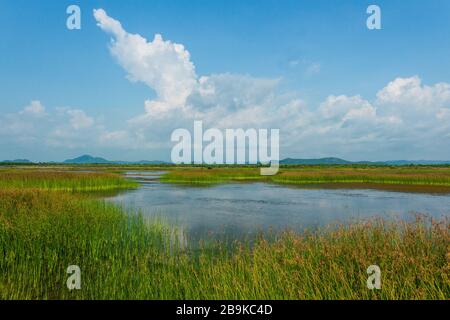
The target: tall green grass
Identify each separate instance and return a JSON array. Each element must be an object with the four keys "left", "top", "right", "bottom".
[
  {"left": 160, "top": 168, "right": 263, "bottom": 184},
  {"left": 0, "top": 189, "right": 448, "bottom": 299},
  {"left": 0, "top": 171, "right": 138, "bottom": 191},
  {"left": 160, "top": 167, "right": 450, "bottom": 187}
]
